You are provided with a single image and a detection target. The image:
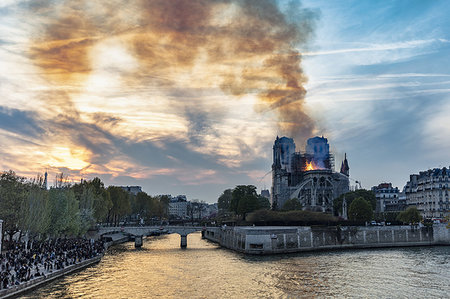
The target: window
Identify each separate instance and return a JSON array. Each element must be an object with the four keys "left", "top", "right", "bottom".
[{"left": 250, "top": 243, "right": 263, "bottom": 249}]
